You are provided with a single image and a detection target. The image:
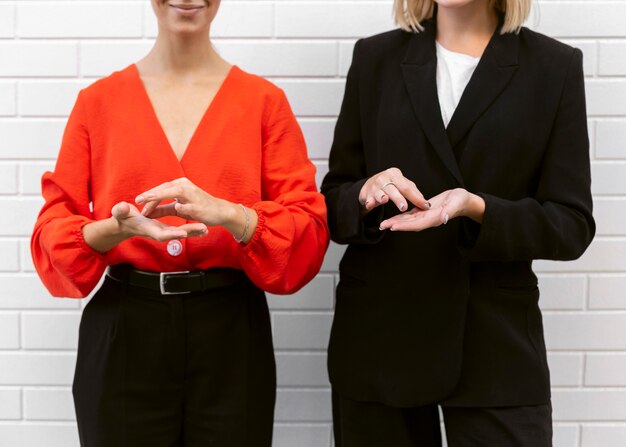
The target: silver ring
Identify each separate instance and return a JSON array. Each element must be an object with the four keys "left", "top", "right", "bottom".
[{"left": 381, "top": 181, "right": 395, "bottom": 190}]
